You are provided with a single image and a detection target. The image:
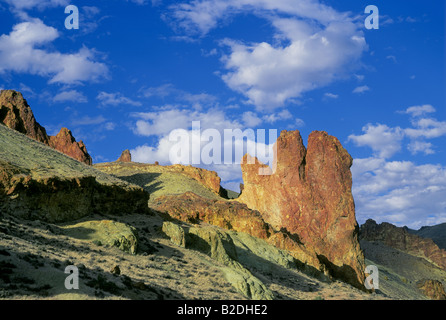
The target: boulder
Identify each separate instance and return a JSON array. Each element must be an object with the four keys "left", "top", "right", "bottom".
[
  {"left": 61, "top": 220, "right": 138, "bottom": 254},
  {"left": 162, "top": 221, "right": 186, "bottom": 247}
]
